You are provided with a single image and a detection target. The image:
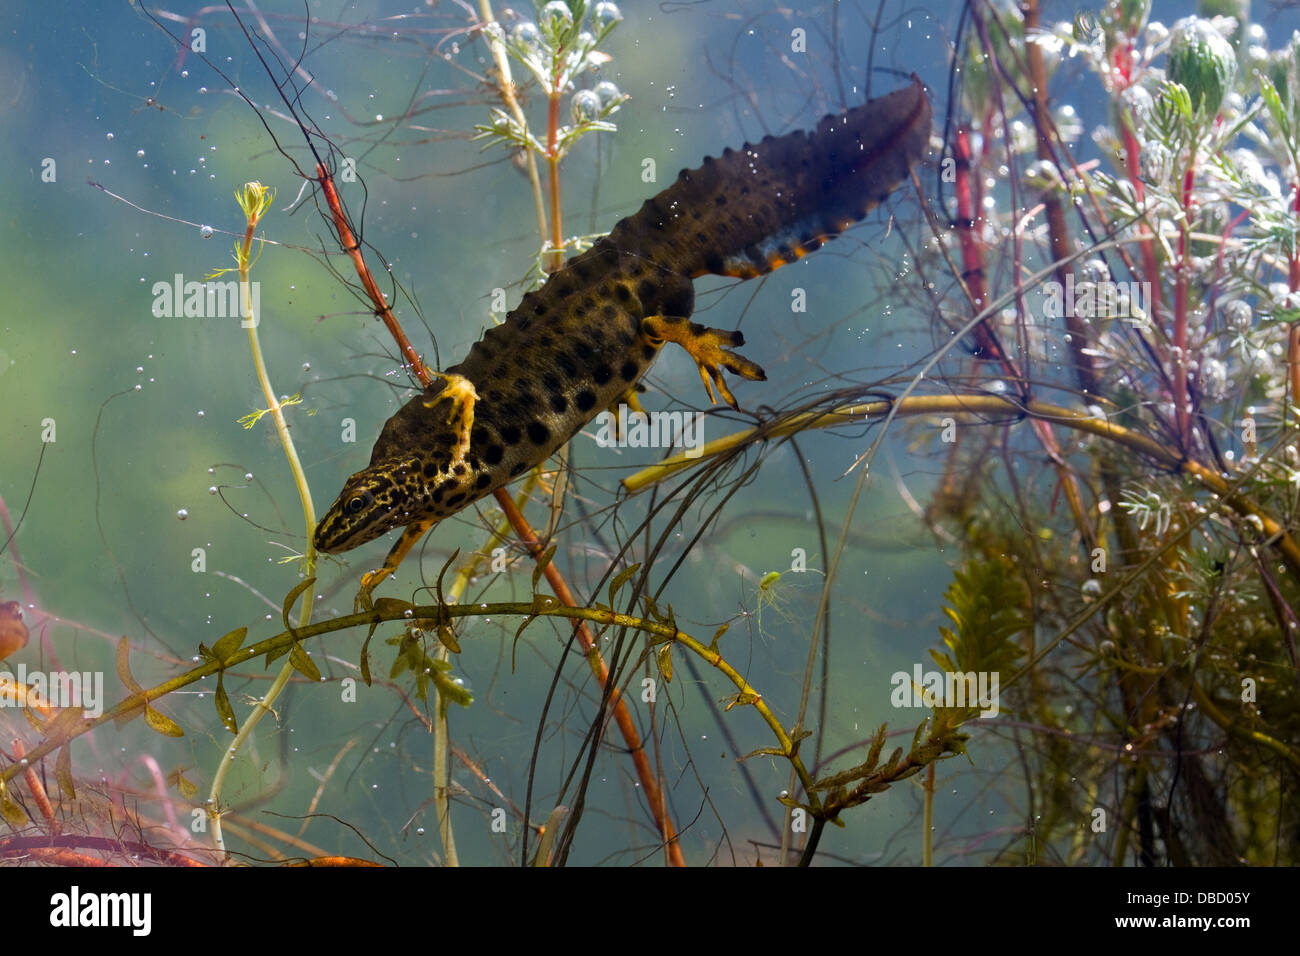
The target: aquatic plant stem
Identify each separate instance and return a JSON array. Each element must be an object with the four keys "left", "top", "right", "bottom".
[
  {"left": 1022, "top": 0, "right": 1098, "bottom": 396},
  {"left": 1289, "top": 185, "right": 1300, "bottom": 420},
  {"left": 922, "top": 762, "right": 934, "bottom": 867},
  {"left": 546, "top": 86, "right": 564, "bottom": 272},
  {"left": 945, "top": 104, "right": 1094, "bottom": 548},
  {"left": 1111, "top": 23, "right": 1164, "bottom": 321},
  {"left": 431, "top": 476, "right": 536, "bottom": 866},
  {"left": 208, "top": 183, "right": 317, "bottom": 860},
  {"left": 620, "top": 393, "right": 1300, "bottom": 578},
  {"left": 492, "top": 490, "right": 687, "bottom": 866},
  {"left": 2, "top": 601, "right": 837, "bottom": 798},
  {"left": 317, "top": 165, "right": 426, "bottom": 379},
  {"left": 478, "top": 0, "right": 550, "bottom": 256},
  {"left": 1173, "top": 160, "right": 1195, "bottom": 450}
]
